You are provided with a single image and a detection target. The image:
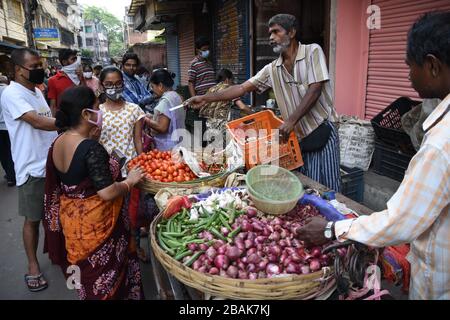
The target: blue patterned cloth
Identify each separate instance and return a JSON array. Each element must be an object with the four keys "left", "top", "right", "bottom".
[{"left": 122, "top": 72, "right": 151, "bottom": 106}]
